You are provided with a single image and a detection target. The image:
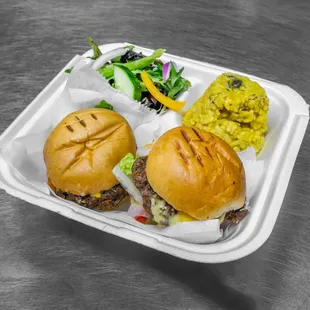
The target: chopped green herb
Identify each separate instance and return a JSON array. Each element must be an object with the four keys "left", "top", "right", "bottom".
[{"left": 65, "top": 67, "right": 74, "bottom": 73}]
